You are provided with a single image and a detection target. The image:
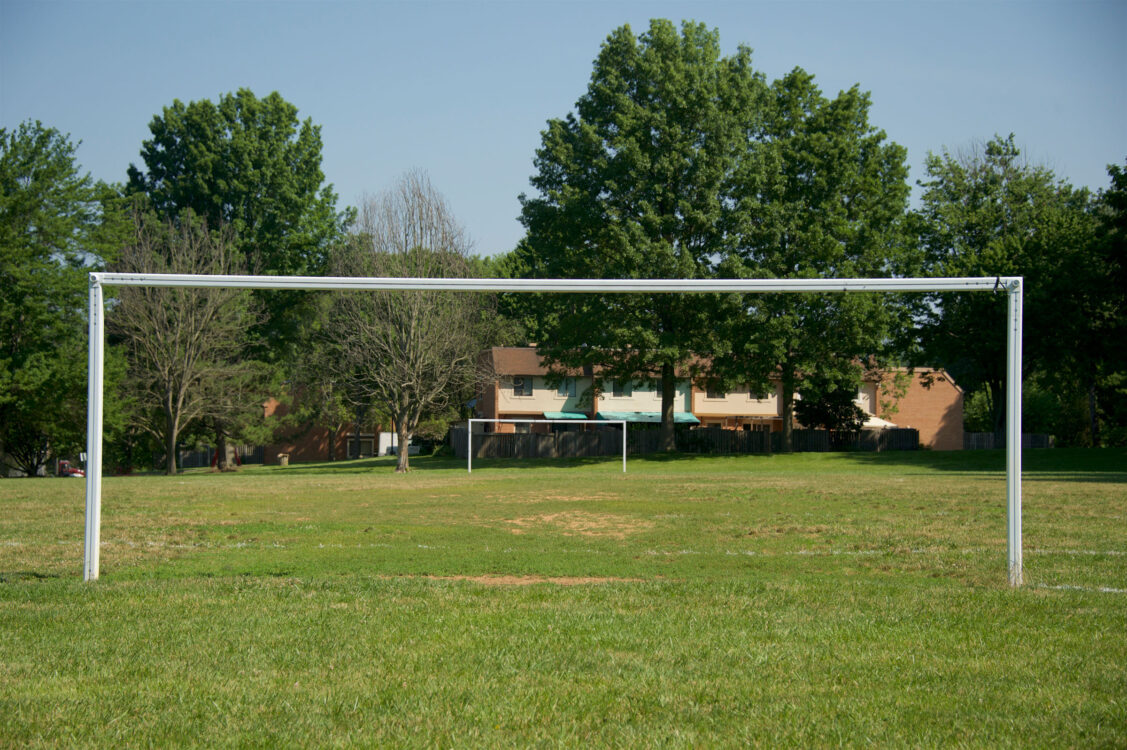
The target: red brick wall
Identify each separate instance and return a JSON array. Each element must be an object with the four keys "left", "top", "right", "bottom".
[
  {"left": 263, "top": 398, "right": 367, "bottom": 464},
  {"left": 877, "top": 371, "right": 963, "bottom": 451},
  {"left": 492, "top": 413, "right": 551, "bottom": 433},
  {"left": 478, "top": 379, "right": 500, "bottom": 420}
]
